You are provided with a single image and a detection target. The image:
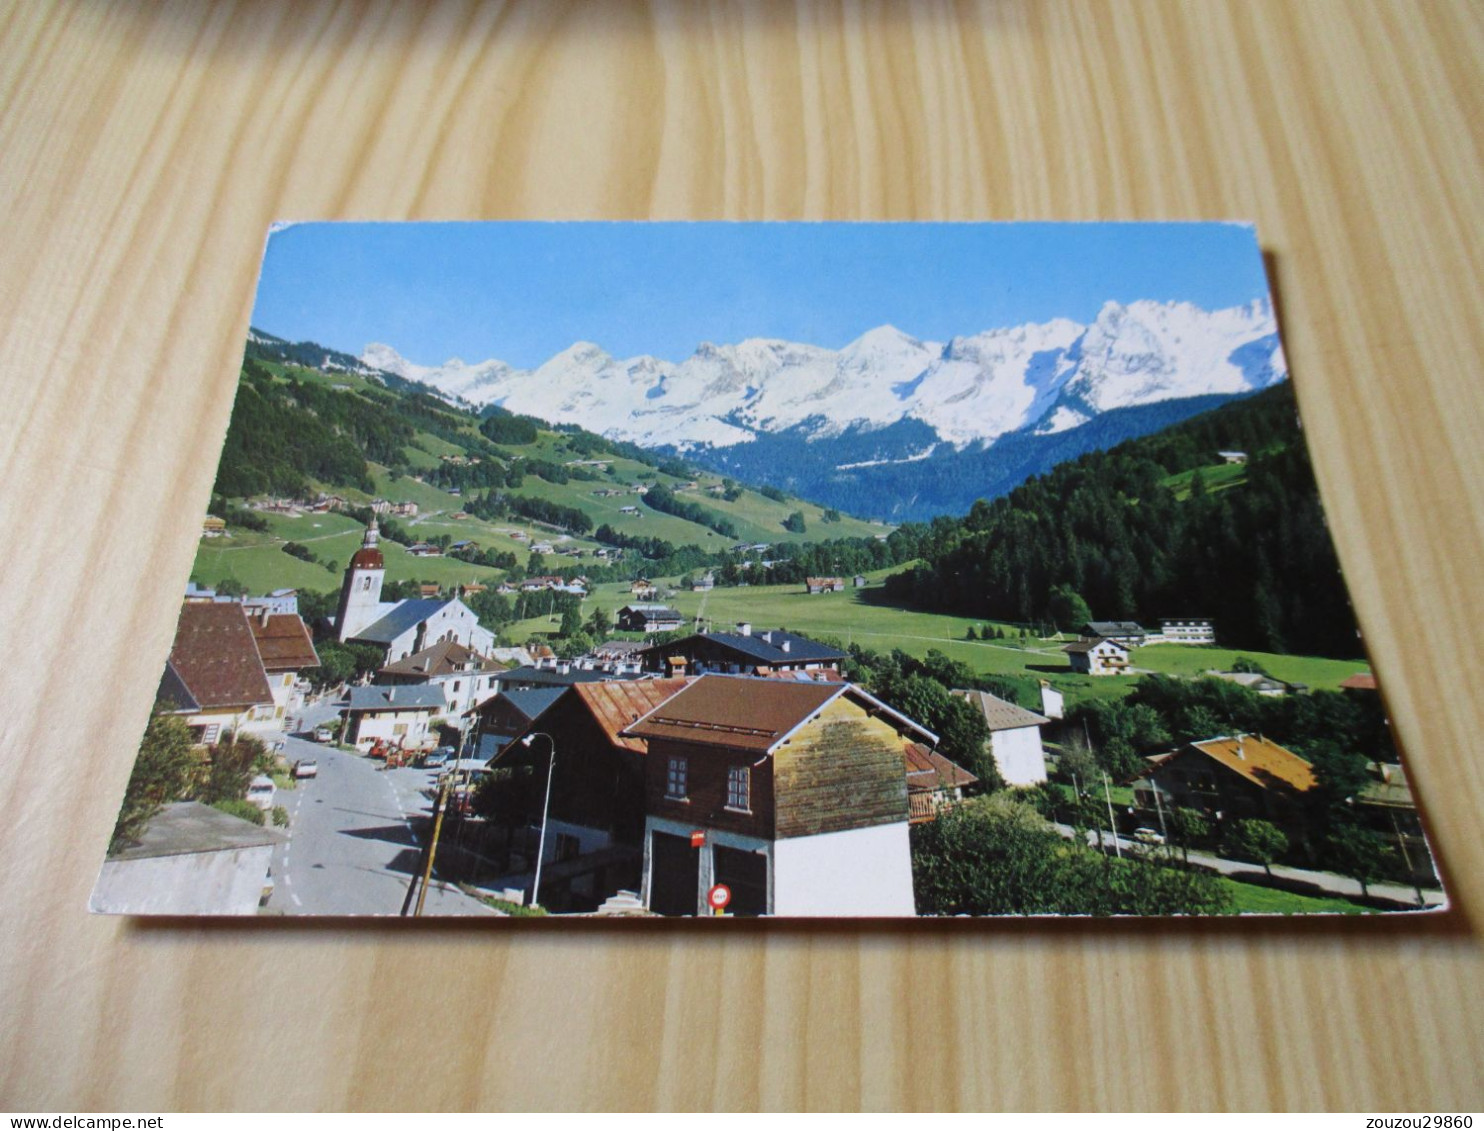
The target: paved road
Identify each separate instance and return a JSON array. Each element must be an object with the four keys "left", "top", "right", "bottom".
[
  {"left": 1055, "top": 822, "right": 1445, "bottom": 908},
  {"left": 267, "top": 731, "right": 494, "bottom": 917}
]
